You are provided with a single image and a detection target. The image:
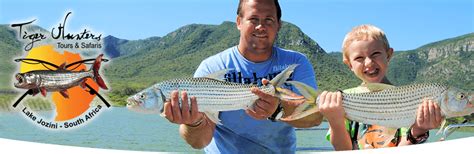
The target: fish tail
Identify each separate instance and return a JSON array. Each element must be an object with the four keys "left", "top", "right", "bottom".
[
  {"left": 91, "top": 54, "right": 108, "bottom": 90},
  {"left": 279, "top": 80, "right": 321, "bottom": 121}
]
